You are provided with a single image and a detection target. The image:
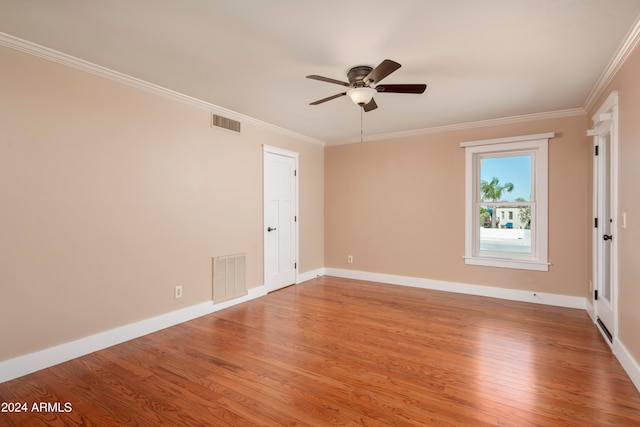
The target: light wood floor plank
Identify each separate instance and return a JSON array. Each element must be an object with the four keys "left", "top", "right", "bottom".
[{"left": 1, "top": 276, "right": 639, "bottom": 426}]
